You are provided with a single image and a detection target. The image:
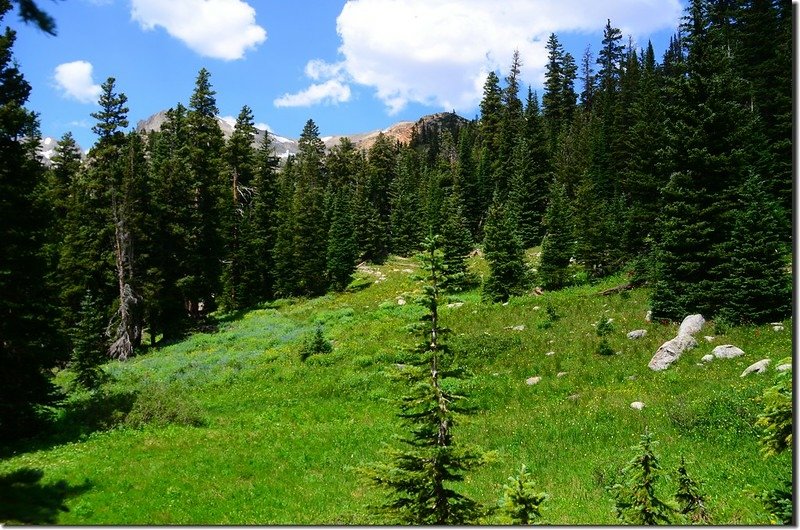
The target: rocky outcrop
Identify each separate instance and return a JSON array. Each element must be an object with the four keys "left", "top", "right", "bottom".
[{"left": 648, "top": 314, "right": 704, "bottom": 371}]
